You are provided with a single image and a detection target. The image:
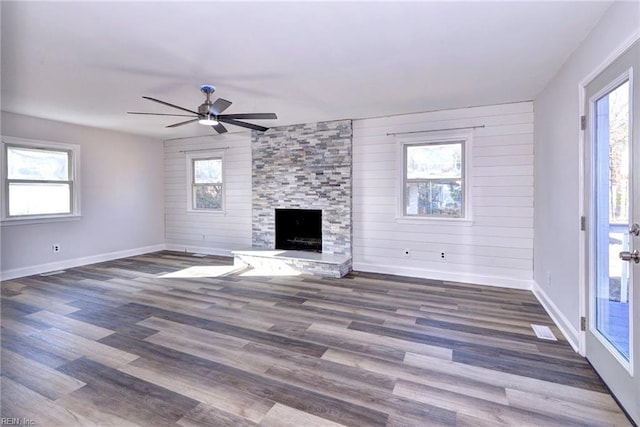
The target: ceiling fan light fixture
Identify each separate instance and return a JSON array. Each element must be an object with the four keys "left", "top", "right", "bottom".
[{"left": 198, "top": 115, "right": 219, "bottom": 126}]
